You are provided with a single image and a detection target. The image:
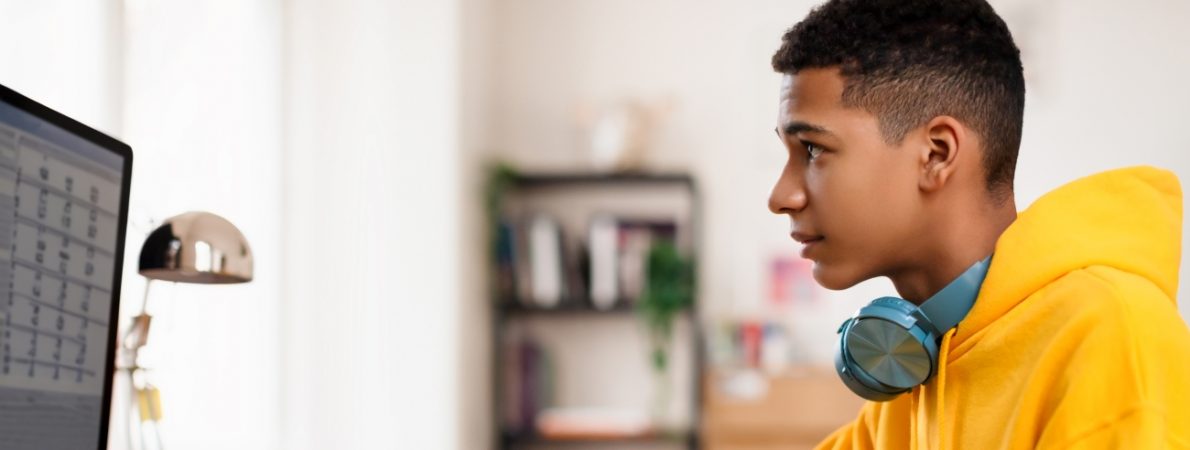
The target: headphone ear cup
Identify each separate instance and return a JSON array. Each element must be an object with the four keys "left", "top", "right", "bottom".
[
  {"left": 834, "top": 328, "right": 901, "bottom": 402},
  {"left": 835, "top": 297, "right": 939, "bottom": 401}
]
